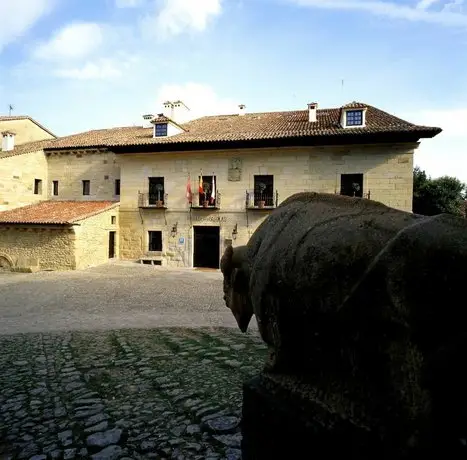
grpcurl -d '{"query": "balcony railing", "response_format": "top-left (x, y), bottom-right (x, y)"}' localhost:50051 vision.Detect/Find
top-left (138, 192), bottom-right (168, 208)
top-left (191, 191), bottom-right (222, 209)
top-left (246, 190), bottom-right (278, 209)
top-left (337, 190), bottom-right (371, 200)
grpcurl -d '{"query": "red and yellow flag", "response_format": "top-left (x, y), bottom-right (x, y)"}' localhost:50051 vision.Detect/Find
top-left (199, 171), bottom-right (203, 194)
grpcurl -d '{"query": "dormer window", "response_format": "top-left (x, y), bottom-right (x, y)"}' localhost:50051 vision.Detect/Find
top-left (341, 106), bottom-right (367, 128)
top-left (346, 110), bottom-right (363, 126)
top-left (154, 123), bottom-right (168, 137)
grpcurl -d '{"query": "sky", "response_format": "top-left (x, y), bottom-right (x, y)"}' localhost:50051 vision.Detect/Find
top-left (0, 0), bottom-right (466, 181)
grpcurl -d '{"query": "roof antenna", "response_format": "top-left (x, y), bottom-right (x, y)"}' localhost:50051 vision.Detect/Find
top-left (8, 104), bottom-right (14, 116)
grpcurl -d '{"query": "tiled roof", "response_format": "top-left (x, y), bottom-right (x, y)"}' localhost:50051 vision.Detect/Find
top-left (0, 115), bottom-right (57, 138)
top-left (0, 201), bottom-right (119, 225)
top-left (42, 102), bottom-right (441, 151)
top-left (0, 139), bottom-right (53, 160)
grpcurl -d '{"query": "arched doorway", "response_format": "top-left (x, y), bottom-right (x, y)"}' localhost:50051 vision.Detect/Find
top-left (0, 255), bottom-right (13, 271)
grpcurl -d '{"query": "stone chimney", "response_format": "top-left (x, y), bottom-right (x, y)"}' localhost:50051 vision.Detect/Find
top-left (142, 114), bottom-right (154, 128)
top-left (2, 131), bottom-right (15, 151)
top-left (238, 104), bottom-right (246, 116)
top-left (308, 103), bottom-right (318, 123)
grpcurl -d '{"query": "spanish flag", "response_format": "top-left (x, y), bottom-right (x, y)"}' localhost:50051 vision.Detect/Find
top-left (199, 171), bottom-right (203, 194)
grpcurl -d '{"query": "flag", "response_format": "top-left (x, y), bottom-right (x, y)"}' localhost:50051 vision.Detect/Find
top-left (186, 175), bottom-right (192, 204)
top-left (199, 171), bottom-right (203, 194)
top-left (210, 174), bottom-right (216, 204)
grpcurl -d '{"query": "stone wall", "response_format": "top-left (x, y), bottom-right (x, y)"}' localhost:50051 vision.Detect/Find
top-left (0, 226), bottom-right (76, 270)
top-left (0, 118), bottom-right (55, 146)
top-left (0, 150), bottom-right (49, 211)
top-left (117, 144), bottom-right (416, 265)
top-left (74, 206), bottom-right (119, 270)
top-left (46, 151), bottom-right (120, 201)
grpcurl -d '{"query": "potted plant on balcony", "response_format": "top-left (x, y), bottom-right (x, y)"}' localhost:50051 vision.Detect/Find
top-left (155, 183), bottom-right (164, 207)
top-left (257, 182), bottom-right (266, 208)
top-left (202, 182), bottom-right (211, 207)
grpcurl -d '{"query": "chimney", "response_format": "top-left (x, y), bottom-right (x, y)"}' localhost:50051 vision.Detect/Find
top-left (2, 131), bottom-right (15, 151)
top-left (163, 101), bottom-right (174, 119)
top-left (163, 100), bottom-right (190, 123)
top-left (238, 104), bottom-right (246, 116)
top-left (142, 114), bottom-right (154, 128)
top-left (308, 102), bottom-right (318, 122)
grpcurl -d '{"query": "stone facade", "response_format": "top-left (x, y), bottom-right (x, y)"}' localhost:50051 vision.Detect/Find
top-left (117, 143), bottom-right (416, 267)
top-left (0, 225), bottom-right (76, 271)
top-left (0, 150), bottom-right (49, 211)
top-left (74, 206), bottom-right (119, 269)
top-left (46, 150), bottom-right (120, 201)
top-left (0, 118), bottom-right (55, 146)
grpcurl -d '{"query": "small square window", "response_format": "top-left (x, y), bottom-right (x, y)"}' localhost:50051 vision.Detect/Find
top-left (115, 179), bottom-right (121, 196)
top-left (34, 179), bottom-right (42, 195)
top-left (346, 110), bottom-right (363, 126)
top-left (82, 180), bottom-right (90, 196)
top-left (52, 180), bottom-right (59, 196)
top-left (154, 123), bottom-right (168, 137)
top-left (111, 216), bottom-right (116, 225)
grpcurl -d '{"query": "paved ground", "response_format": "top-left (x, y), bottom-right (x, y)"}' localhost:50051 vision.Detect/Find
top-left (0, 262), bottom-right (240, 335)
top-left (0, 263), bottom-right (265, 460)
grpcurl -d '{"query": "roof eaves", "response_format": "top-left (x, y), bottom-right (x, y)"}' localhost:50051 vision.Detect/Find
top-left (70, 202), bottom-right (120, 223)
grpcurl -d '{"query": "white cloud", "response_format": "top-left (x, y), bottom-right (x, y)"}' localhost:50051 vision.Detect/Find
top-left (33, 23), bottom-right (104, 61)
top-left (115, 0), bottom-right (145, 7)
top-left (403, 107), bottom-right (467, 182)
top-left (0, 0), bottom-right (55, 52)
top-left (154, 83), bottom-right (238, 119)
top-left (141, 0), bottom-right (222, 39)
top-left (54, 59), bottom-right (124, 80)
top-left (416, 0), bottom-right (440, 10)
top-left (288, 0), bottom-right (467, 27)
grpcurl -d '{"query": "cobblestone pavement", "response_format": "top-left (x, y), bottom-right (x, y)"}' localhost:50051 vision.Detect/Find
top-left (0, 262), bottom-right (238, 335)
top-left (0, 328), bottom-right (267, 460)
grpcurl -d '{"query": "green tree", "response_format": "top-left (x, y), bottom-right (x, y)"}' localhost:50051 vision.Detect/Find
top-left (413, 166), bottom-right (466, 216)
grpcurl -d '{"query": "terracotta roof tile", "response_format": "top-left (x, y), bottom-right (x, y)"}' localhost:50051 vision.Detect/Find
top-left (0, 139), bottom-right (54, 159)
top-left (0, 201), bottom-right (119, 225)
top-left (42, 102), bottom-right (441, 151)
top-left (0, 115), bottom-right (57, 138)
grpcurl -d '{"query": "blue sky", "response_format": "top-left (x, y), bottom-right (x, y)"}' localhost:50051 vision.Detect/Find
top-left (0, 0), bottom-right (466, 181)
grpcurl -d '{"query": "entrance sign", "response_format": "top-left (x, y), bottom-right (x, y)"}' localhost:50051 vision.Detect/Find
top-left (193, 215), bottom-right (228, 223)
top-left (179, 237), bottom-right (185, 245)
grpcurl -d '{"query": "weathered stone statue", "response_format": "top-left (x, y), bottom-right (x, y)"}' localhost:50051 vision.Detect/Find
top-left (221, 192), bottom-right (467, 459)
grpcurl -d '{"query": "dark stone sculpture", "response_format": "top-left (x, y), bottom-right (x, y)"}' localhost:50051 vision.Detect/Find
top-left (221, 192), bottom-right (467, 459)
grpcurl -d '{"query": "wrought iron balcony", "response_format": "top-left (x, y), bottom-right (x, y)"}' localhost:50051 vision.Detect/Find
top-left (138, 192), bottom-right (168, 208)
top-left (191, 191), bottom-right (222, 210)
top-left (337, 190), bottom-right (371, 200)
top-left (246, 190), bottom-right (278, 210)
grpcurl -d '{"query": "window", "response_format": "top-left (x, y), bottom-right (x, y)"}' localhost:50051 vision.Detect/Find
top-left (148, 231), bottom-right (162, 252)
top-left (254, 175), bottom-right (274, 207)
top-left (82, 180), bottom-right (90, 196)
top-left (198, 176), bottom-right (216, 207)
top-left (345, 110), bottom-right (363, 126)
top-left (34, 179), bottom-right (42, 195)
top-left (340, 173), bottom-right (364, 198)
top-left (52, 180), bottom-right (59, 196)
top-left (115, 179), bottom-right (120, 196)
top-left (111, 216), bottom-right (116, 225)
top-left (154, 123), bottom-right (168, 137)
top-left (148, 177), bottom-right (165, 205)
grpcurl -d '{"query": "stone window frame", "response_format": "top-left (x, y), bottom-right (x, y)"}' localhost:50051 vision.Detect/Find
top-left (52, 180), bottom-right (59, 196)
top-left (34, 179), bottom-right (42, 195)
top-left (82, 180), bottom-right (91, 196)
top-left (148, 230), bottom-right (163, 252)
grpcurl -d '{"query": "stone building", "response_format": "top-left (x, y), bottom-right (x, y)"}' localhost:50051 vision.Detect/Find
top-left (18, 100), bottom-right (438, 270)
top-left (0, 201), bottom-right (119, 271)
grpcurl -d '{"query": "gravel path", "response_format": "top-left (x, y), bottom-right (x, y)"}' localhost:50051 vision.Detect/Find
top-left (0, 262), bottom-right (240, 335)
top-left (0, 328), bottom-right (267, 459)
